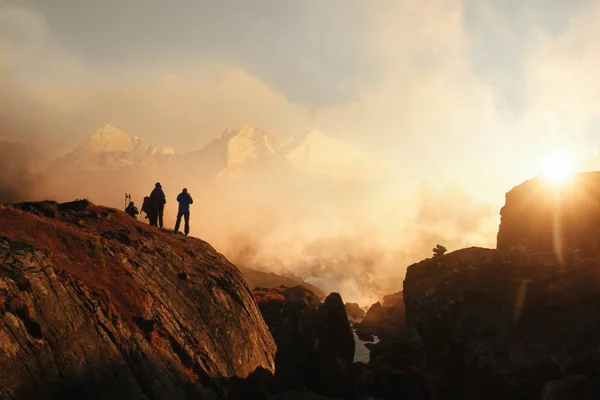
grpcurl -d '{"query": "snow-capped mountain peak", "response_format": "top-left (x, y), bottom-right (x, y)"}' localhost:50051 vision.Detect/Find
top-left (226, 126), bottom-right (277, 165)
top-left (83, 124), bottom-right (145, 153)
top-left (283, 129), bottom-right (389, 182)
top-left (60, 125), bottom-right (175, 171)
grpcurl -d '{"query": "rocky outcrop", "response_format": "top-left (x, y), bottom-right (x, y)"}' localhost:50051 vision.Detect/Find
top-left (404, 246), bottom-right (600, 399)
top-left (354, 293), bottom-right (407, 342)
top-left (253, 285), bottom-right (322, 337)
top-left (382, 291), bottom-right (404, 308)
top-left (541, 375), bottom-right (600, 400)
top-left (304, 293), bottom-right (355, 398)
top-left (253, 287), bottom-right (358, 398)
top-left (352, 292), bottom-right (427, 399)
top-left (497, 171), bottom-right (600, 255)
top-left (0, 200), bottom-right (276, 399)
top-left (344, 302), bottom-right (365, 322)
top-left (240, 268), bottom-right (326, 301)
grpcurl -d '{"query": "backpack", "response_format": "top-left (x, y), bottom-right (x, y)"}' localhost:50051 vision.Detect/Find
top-left (141, 196), bottom-right (152, 214)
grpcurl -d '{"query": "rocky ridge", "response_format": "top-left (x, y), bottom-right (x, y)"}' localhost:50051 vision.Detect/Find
top-left (0, 200), bottom-right (275, 399)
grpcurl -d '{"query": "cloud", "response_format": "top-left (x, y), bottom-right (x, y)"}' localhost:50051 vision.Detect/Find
top-left (2, 0), bottom-right (600, 304)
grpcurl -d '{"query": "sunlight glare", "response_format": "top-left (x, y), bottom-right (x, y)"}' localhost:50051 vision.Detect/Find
top-left (539, 152), bottom-right (574, 186)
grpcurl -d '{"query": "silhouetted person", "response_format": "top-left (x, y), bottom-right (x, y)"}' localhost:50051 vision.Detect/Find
top-left (150, 182), bottom-right (166, 228)
top-left (125, 201), bottom-right (139, 219)
top-left (174, 188), bottom-right (193, 236)
top-left (141, 196), bottom-right (157, 227)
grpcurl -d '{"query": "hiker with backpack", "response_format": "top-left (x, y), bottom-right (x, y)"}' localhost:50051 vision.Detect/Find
top-left (141, 196), bottom-right (157, 227)
top-left (149, 182), bottom-right (166, 229)
top-left (174, 188), bottom-right (193, 236)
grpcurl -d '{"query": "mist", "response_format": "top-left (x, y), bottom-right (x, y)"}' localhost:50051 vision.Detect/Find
top-left (2, 0), bottom-right (600, 304)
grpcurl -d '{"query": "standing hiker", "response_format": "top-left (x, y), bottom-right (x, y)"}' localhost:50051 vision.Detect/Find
top-left (149, 182), bottom-right (166, 229)
top-left (174, 188), bottom-right (193, 236)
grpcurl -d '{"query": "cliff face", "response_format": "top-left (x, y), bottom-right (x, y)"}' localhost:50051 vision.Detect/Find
top-left (403, 247), bottom-right (600, 399)
top-left (497, 171), bottom-right (600, 255)
top-left (0, 200), bottom-right (276, 399)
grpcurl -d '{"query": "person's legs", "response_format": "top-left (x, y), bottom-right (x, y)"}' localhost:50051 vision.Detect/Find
top-left (174, 211), bottom-right (183, 233)
top-left (158, 205), bottom-right (164, 228)
top-left (184, 211), bottom-right (190, 236)
top-left (149, 210), bottom-right (158, 227)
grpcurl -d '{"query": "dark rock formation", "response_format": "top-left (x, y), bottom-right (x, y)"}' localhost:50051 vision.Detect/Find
top-left (541, 375), bottom-right (600, 400)
top-left (344, 302), bottom-right (365, 322)
top-left (352, 292), bottom-right (427, 399)
top-left (0, 200), bottom-right (276, 399)
top-left (354, 294), bottom-right (407, 342)
top-left (253, 285), bottom-right (321, 337)
top-left (253, 287), bottom-right (357, 398)
top-left (403, 246), bottom-right (600, 399)
top-left (354, 302), bottom-right (384, 341)
top-left (497, 172), bottom-right (600, 256)
top-left (382, 291), bottom-right (404, 308)
top-left (304, 293), bottom-right (355, 398)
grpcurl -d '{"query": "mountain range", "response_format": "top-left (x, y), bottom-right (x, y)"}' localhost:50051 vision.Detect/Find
top-left (47, 123), bottom-right (389, 183)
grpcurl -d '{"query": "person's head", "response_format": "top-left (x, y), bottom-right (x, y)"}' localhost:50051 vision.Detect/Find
top-left (155, 182), bottom-right (162, 189)
top-left (182, 188), bottom-right (188, 193)
top-left (129, 201), bottom-right (134, 206)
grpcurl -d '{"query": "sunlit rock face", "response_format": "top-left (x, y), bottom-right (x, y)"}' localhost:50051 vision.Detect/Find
top-left (403, 247), bottom-right (600, 400)
top-left (0, 200), bottom-right (275, 399)
top-left (497, 171), bottom-right (600, 257)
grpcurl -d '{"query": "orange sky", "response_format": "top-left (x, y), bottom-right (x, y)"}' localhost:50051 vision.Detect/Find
top-left (2, 0), bottom-right (600, 304)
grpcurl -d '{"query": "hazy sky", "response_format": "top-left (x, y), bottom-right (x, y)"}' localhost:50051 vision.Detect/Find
top-left (2, 0), bottom-right (600, 204)
top-left (3, 0), bottom-right (600, 303)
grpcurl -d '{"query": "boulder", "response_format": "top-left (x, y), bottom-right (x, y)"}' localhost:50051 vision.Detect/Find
top-left (0, 200), bottom-right (276, 399)
top-left (304, 293), bottom-right (355, 398)
top-left (403, 246), bottom-right (600, 399)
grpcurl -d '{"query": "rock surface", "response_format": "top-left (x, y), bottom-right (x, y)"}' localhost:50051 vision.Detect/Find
top-left (0, 200), bottom-right (276, 399)
top-left (241, 268), bottom-right (326, 301)
top-left (497, 172), bottom-right (600, 255)
top-left (541, 375), bottom-right (600, 400)
top-left (344, 302), bottom-right (365, 322)
top-left (354, 292), bottom-right (427, 400)
top-left (253, 287), bottom-right (357, 398)
top-left (403, 246), bottom-right (600, 400)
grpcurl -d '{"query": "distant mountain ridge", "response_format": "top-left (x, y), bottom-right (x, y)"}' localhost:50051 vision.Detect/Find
top-left (57, 123), bottom-right (387, 182)
top-left (56, 124), bottom-right (175, 171)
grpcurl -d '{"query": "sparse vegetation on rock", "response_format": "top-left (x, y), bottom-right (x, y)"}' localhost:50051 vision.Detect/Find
top-left (0, 200), bottom-right (276, 399)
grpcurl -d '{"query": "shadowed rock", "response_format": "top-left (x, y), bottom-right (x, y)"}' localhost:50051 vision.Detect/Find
top-left (404, 246), bottom-right (600, 400)
top-left (253, 287), bottom-right (357, 398)
top-left (344, 302), bottom-right (365, 322)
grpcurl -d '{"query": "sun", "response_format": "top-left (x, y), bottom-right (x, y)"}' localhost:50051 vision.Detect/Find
top-left (539, 152), bottom-right (574, 185)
